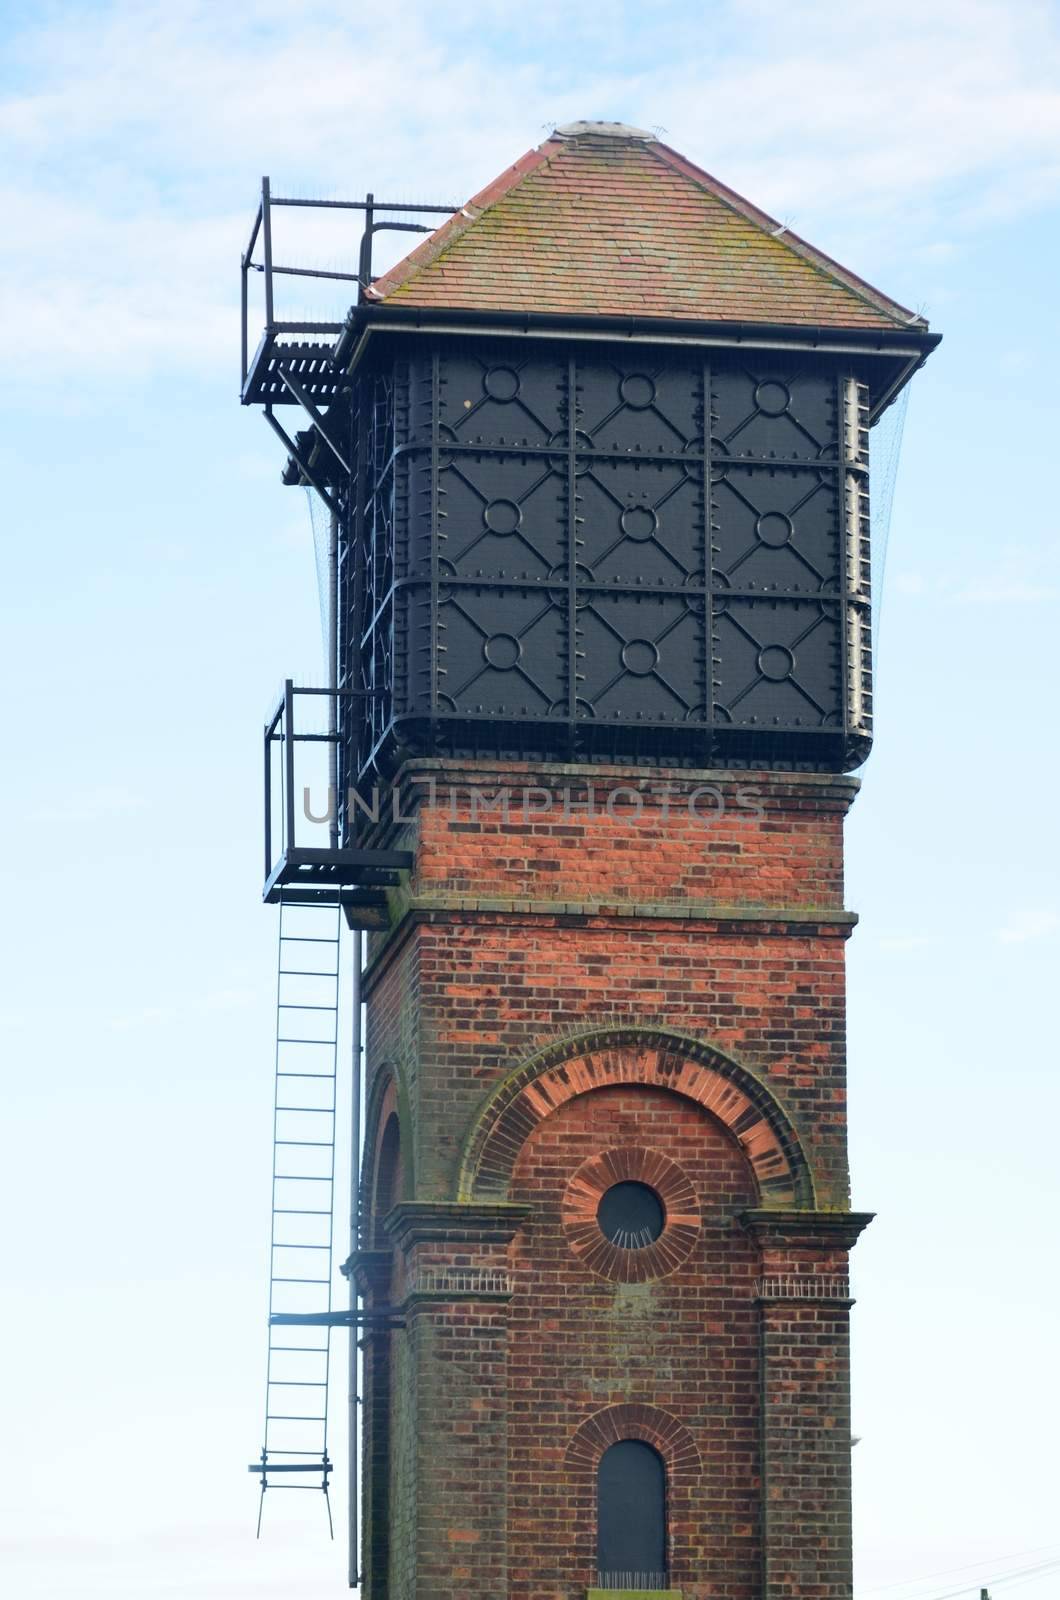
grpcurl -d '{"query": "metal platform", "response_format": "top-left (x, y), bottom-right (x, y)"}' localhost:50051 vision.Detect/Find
top-left (240, 176), bottom-right (457, 402)
top-left (264, 682), bottom-right (411, 929)
top-left (242, 330), bottom-right (344, 408)
top-left (263, 849), bottom-right (407, 929)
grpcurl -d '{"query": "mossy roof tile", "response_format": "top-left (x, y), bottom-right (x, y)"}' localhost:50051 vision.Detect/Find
top-left (370, 127), bottom-right (923, 331)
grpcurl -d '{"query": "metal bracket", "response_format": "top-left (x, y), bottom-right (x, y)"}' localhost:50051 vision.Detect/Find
top-left (277, 369), bottom-right (351, 474)
top-left (269, 1308), bottom-right (405, 1328)
top-left (262, 406), bottom-right (337, 513)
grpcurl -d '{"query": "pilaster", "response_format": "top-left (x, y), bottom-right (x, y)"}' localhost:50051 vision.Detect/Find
top-left (385, 1203), bottom-right (529, 1600)
top-left (743, 1210), bottom-right (874, 1598)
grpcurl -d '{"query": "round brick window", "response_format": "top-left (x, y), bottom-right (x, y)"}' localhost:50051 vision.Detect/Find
top-left (596, 1180), bottom-right (665, 1248)
top-left (562, 1147), bottom-right (700, 1282)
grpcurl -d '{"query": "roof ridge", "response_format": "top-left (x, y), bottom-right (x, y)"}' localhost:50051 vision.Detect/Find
top-left (646, 140), bottom-right (924, 329)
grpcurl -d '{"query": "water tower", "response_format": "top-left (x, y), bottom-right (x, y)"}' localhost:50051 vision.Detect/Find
top-left (242, 121), bottom-right (939, 1597)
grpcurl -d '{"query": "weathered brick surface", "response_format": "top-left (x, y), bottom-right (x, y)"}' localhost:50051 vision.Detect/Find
top-left (407, 767), bottom-right (852, 912)
top-left (508, 1084), bottom-right (760, 1598)
top-left (759, 1301), bottom-right (855, 1600)
top-left (358, 762), bottom-right (866, 1599)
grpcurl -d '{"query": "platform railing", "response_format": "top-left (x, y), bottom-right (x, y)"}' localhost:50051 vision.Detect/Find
top-left (263, 681), bottom-right (411, 909)
top-left (240, 177), bottom-right (458, 392)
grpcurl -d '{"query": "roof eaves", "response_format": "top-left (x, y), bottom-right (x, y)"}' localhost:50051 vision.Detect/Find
top-left (649, 140), bottom-right (928, 331)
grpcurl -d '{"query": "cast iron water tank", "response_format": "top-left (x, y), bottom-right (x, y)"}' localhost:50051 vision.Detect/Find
top-left (341, 336), bottom-right (875, 776)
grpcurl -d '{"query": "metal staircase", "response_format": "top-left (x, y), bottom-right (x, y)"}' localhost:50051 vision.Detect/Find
top-left (250, 894), bottom-right (341, 1535)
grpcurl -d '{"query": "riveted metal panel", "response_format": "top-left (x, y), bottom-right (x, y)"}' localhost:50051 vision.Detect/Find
top-left (338, 336), bottom-right (874, 788)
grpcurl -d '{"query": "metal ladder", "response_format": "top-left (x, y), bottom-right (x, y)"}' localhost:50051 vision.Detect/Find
top-left (251, 893), bottom-right (341, 1535)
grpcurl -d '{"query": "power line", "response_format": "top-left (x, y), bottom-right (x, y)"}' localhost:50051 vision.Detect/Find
top-left (862, 1543), bottom-right (1060, 1596)
top-left (918, 1554), bottom-right (1060, 1600)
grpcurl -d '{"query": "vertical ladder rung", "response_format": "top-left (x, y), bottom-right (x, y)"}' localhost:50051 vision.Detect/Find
top-left (257, 893), bottom-right (339, 1532)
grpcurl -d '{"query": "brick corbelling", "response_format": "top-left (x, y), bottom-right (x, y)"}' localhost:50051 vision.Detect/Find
top-left (391, 758), bottom-right (860, 797)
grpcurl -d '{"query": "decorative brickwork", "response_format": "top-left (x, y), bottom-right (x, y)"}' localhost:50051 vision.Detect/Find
top-left (357, 762), bottom-right (870, 1599)
top-left (561, 1146), bottom-right (700, 1282)
top-left (507, 1082), bottom-right (760, 1597)
top-left (462, 1031), bottom-right (811, 1208)
top-left (567, 1403), bottom-right (701, 1475)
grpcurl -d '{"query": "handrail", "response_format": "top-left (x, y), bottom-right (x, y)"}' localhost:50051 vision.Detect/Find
top-left (263, 682), bottom-right (388, 885)
top-left (240, 178), bottom-right (459, 390)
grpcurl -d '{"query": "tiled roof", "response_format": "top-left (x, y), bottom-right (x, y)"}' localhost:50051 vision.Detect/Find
top-left (369, 123), bottom-right (923, 331)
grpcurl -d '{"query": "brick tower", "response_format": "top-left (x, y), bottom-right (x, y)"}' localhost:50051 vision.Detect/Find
top-left (243, 120), bottom-right (939, 1599)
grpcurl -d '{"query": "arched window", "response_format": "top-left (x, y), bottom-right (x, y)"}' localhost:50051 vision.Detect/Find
top-left (372, 1112), bottom-right (401, 1245)
top-left (596, 1438), bottom-right (667, 1584)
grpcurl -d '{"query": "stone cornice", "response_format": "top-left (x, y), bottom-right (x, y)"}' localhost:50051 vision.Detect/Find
top-left (384, 1201), bottom-right (532, 1252)
top-left (398, 896), bottom-right (856, 926)
top-left (740, 1208), bottom-right (875, 1250)
top-left (341, 1247), bottom-right (392, 1297)
top-left (391, 756), bottom-right (861, 802)
top-left (363, 900), bottom-right (857, 992)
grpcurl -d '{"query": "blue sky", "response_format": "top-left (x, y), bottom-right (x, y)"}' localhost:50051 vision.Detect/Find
top-left (2, 2), bottom-right (1059, 1596)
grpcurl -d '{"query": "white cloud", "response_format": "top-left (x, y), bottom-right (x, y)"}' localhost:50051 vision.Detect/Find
top-left (2, 0), bottom-right (1060, 379)
top-left (998, 910), bottom-right (1060, 945)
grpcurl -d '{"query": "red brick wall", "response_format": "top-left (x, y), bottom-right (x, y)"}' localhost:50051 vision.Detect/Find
top-left (356, 762), bottom-right (865, 1600)
top-left (508, 1082), bottom-right (760, 1599)
top-left (411, 766), bottom-right (848, 911)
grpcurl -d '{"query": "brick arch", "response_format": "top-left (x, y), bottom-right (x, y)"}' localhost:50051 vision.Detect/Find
top-left (360, 1063), bottom-right (412, 1242)
top-left (458, 1026), bottom-right (814, 1207)
top-left (566, 1402), bottom-right (701, 1480)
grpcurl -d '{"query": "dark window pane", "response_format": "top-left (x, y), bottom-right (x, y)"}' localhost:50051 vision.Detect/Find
top-left (597, 1439), bottom-right (667, 1577)
top-left (596, 1181), bottom-right (665, 1248)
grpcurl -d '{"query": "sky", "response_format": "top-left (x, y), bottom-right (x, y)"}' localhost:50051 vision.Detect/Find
top-left (1, 1), bottom-right (1059, 1596)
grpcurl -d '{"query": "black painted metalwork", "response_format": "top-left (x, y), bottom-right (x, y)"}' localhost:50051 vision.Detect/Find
top-left (340, 338), bottom-right (875, 777)
top-left (240, 184), bottom-right (939, 825)
top-left (263, 682), bottom-right (412, 920)
top-left (240, 176), bottom-right (459, 403)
